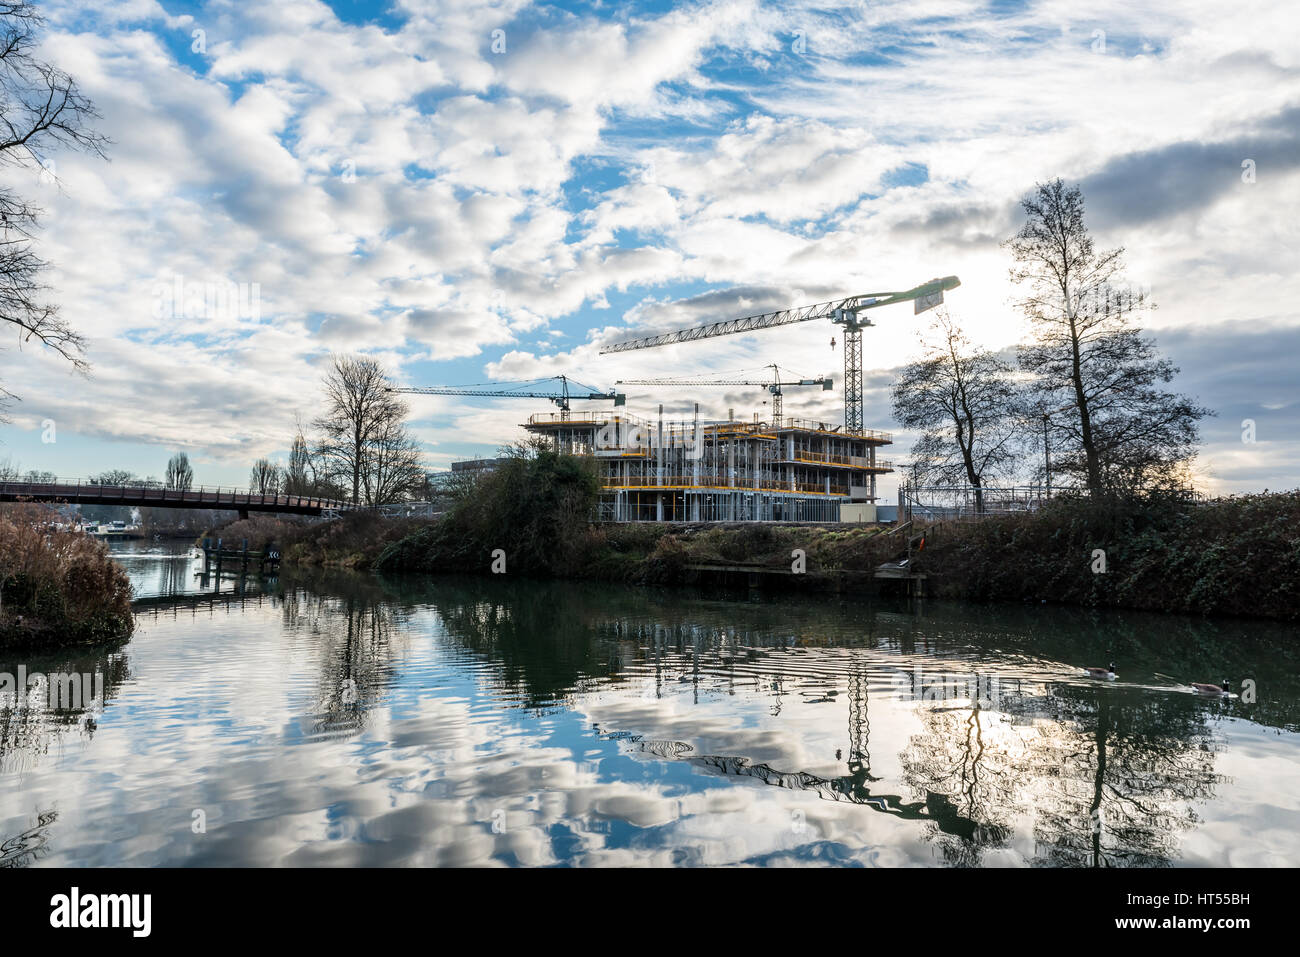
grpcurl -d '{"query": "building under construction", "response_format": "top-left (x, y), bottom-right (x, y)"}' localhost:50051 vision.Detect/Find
top-left (398, 278), bottom-right (961, 524)
top-left (524, 408), bottom-right (892, 523)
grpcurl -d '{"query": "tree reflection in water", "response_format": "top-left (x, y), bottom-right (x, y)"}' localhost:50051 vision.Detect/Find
top-left (1024, 691), bottom-right (1221, 867)
top-left (0, 649), bottom-right (130, 776)
top-left (0, 808), bottom-right (57, 868)
top-left (901, 705), bottom-right (1017, 865)
top-left (406, 576), bottom-right (1256, 866)
top-left (278, 569), bottom-right (411, 736)
top-left (2, 559), bottom-right (1288, 867)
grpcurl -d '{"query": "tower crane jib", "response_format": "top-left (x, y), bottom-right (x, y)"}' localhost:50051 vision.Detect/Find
top-left (602, 276), bottom-right (960, 435)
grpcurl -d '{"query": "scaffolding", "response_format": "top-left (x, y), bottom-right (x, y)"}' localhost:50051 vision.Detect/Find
top-left (525, 408), bottom-right (894, 523)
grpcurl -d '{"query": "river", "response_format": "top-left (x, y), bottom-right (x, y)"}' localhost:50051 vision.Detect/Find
top-left (2, 540), bottom-right (1298, 867)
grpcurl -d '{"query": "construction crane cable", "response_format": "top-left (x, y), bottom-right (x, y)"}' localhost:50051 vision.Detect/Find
top-left (390, 374), bottom-right (611, 396)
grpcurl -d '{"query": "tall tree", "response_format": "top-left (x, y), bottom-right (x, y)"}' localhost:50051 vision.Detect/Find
top-left (0, 2), bottom-right (108, 416)
top-left (164, 452), bottom-right (193, 490)
top-left (1006, 179), bottom-right (1210, 493)
top-left (892, 310), bottom-right (1024, 513)
top-left (284, 430), bottom-right (312, 496)
top-left (312, 354), bottom-right (423, 505)
top-left (361, 414), bottom-right (426, 505)
top-left (248, 458), bottom-right (281, 495)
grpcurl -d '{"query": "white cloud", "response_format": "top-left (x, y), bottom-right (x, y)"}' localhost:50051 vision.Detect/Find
top-left (0, 0), bottom-right (1294, 490)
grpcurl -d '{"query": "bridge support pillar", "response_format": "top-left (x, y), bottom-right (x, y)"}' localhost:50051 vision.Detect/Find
top-left (238, 508), bottom-right (249, 520)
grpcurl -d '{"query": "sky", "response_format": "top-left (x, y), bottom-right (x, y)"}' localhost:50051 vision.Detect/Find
top-left (0, 0), bottom-right (1296, 497)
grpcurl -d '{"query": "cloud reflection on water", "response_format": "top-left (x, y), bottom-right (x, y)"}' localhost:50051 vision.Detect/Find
top-left (1, 553), bottom-right (1298, 867)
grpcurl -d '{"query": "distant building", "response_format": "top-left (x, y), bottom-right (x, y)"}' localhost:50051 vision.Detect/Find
top-left (450, 458), bottom-right (506, 474)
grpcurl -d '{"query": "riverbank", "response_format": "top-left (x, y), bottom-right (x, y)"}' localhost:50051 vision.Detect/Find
top-left (0, 506), bottom-right (136, 651)
top-left (207, 490), bottom-right (1300, 622)
top-left (202, 511), bottom-right (419, 569)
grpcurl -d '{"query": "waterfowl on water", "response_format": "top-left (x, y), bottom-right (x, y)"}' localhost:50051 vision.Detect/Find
top-left (1083, 662), bottom-right (1117, 680)
top-left (1191, 680), bottom-right (1231, 696)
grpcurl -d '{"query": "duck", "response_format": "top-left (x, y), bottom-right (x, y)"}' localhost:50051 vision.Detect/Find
top-left (1191, 679), bottom-right (1231, 696)
top-left (1083, 662), bottom-right (1117, 680)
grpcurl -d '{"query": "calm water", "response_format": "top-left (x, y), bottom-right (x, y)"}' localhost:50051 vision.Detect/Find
top-left (2, 540), bottom-right (1299, 867)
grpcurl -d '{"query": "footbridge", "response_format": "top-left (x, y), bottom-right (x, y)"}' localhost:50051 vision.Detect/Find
top-left (0, 478), bottom-right (352, 517)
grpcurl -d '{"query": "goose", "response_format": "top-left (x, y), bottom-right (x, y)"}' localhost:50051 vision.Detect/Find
top-left (1083, 662), bottom-right (1117, 680)
top-left (1191, 679), bottom-right (1231, 696)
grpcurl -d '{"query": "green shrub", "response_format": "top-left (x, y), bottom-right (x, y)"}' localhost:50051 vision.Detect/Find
top-left (377, 443), bottom-right (601, 578)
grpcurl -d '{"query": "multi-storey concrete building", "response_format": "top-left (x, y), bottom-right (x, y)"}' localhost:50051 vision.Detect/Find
top-left (524, 408), bottom-right (892, 523)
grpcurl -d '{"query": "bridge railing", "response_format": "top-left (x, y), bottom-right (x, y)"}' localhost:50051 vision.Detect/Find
top-left (0, 478), bottom-right (354, 511)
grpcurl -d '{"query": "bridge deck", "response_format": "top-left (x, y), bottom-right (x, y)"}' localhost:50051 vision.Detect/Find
top-left (0, 480), bottom-right (350, 516)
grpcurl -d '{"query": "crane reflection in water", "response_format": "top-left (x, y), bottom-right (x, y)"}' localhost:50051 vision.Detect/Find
top-left (1, 558), bottom-right (1286, 867)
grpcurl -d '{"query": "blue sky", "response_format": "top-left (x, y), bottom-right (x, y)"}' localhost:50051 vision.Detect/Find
top-left (0, 0), bottom-right (1297, 494)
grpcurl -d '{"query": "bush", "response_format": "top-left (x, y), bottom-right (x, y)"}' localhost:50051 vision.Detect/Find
top-left (203, 512), bottom-right (418, 569)
top-left (914, 491), bottom-right (1300, 620)
top-left (0, 505), bottom-right (135, 649)
top-left (377, 443), bottom-right (600, 578)
top-left (202, 514), bottom-right (288, 552)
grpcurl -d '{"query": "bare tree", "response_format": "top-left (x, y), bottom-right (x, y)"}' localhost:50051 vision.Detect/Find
top-left (89, 469), bottom-right (134, 485)
top-left (892, 310), bottom-right (1024, 513)
top-left (361, 414), bottom-right (426, 505)
top-left (164, 452), bottom-right (193, 490)
top-left (1007, 180), bottom-right (1210, 493)
top-left (312, 354), bottom-right (424, 505)
top-left (284, 430), bottom-right (312, 496)
top-left (0, 2), bottom-right (109, 415)
top-left (249, 458), bottom-right (281, 495)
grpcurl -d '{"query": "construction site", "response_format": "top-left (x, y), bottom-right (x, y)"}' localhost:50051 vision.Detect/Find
top-left (524, 408), bottom-right (892, 523)
top-left (395, 276), bottom-right (960, 525)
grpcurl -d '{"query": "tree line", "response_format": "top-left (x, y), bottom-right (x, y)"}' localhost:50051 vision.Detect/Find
top-left (4, 353), bottom-right (430, 510)
top-left (892, 179), bottom-right (1211, 510)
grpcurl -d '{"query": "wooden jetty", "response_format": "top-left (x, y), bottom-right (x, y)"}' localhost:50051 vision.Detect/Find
top-left (682, 560), bottom-right (927, 596)
top-left (198, 538), bottom-right (281, 577)
top-left (871, 562), bottom-right (928, 597)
